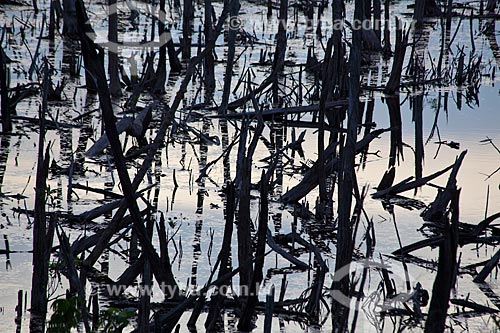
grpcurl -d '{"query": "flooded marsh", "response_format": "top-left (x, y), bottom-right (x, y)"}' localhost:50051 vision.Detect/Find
top-left (0, 0), bottom-right (500, 332)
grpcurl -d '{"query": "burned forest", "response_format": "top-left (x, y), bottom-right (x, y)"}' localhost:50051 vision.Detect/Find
top-left (0, 0), bottom-right (500, 331)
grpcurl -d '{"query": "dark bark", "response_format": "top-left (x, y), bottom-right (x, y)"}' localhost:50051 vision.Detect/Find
top-left (57, 227), bottom-right (91, 333)
top-left (372, 162), bottom-right (455, 198)
top-left (331, 0), bottom-right (346, 99)
top-left (29, 63), bottom-right (55, 333)
top-left (474, 248), bottom-right (500, 283)
top-left (281, 128), bottom-right (389, 203)
top-left (422, 151), bottom-right (467, 221)
top-left (138, 255), bottom-right (152, 331)
top-left (205, 183), bottom-right (235, 332)
top-left (384, 18), bottom-right (409, 95)
top-left (154, 0), bottom-right (168, 93)
top-left (166, 28), bottom-right (182, 73)
top-left (332, 0), bottom-right (363, 330)
top-left (108, 0), bottom-right (121, 97)
top-left (373, 0), bottom-right (381, 42)
top-left (236, 117), bottom-right (263, 295)
top-left (182, 0), bottom-right (193, 59)
top-left (486, 0), bottom-right (497, 12)
top-left (219, 0), bottom-right (240, 115)
top-left (414, 0), bottom-right (425, 25)
top-left (424, 189), bottom-right (459, 333)
top-left (77, 0), bottom-right (230, 280)
top-left (62, 0), bottom-right (78, 36)
top-left (75, 0), bottom-right (181, 299)
top-left (49, 0), bottom-right (56, 41)
top-left (382, 0), bottom-right (392, 57)
top-left (317, 37), bottom-right (335, 217)
top-left (238, 171), bottom-right (268, 331)
top-left (414, 0), bottom-right (441, 26)
top-left (386, 96), bottom-right (403, 167)
top-left (0, 46), bottom-right (12, 132)
top-left (273, 0), bottom-right (288, 72)
top-left (204, 0), bottom-right (215, 92)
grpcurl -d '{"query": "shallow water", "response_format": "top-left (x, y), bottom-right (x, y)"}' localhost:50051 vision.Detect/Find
top-left (0, 0), bottom-right (500, 331)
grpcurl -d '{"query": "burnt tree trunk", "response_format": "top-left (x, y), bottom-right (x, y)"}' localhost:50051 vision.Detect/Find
top-left (76, 0), bottom-right (182, 299)
top-left (373, 0), bottom-right (381, 42)
top-left (271, 0), bottom-right (288, 105)
top-left (205, 183), bottom-right (235, 331)
top-left (384, 18), bottom-right (409, 95)
top-left (424, 189), bottom-right (459, 333)
top-left (30, 63), bottom-right (55, 333)
top-left (236, 132), bottom-right (255, 296)
top-left (414, 0), bottom-right (441, 26)
top-left (49, 0), bottom-right (56, 41)
top-left (108, 0), bottom-right (121, 97)
top-left (273, 0), bottom-right (288, 72)
top-left (386, 96), bottom-right (403, 167)
top-left (382, 0), bottom-right (392, 57)
top-left (0, 46), bottom-right (12, 132)
top-left (204, 0), bottom-right (215, 92)
top-left (486, 0), bottom-right (497, 12)
top-left (414, 0), bottom-right (425, 25)
top-left (182, 0), bottom-right (193, 59)
top-left (219, 0), bottom-right (240, 114)
top-left (332, 0), bottom-right (363, 330)
top-left (155, 0), bottom-right (168, 93)
top-left (238, 171), bottom-right (268, 331)
top-left (166, 28), bottom-right (182, 73)
top-left (63, 0), bottom-right (78, 36)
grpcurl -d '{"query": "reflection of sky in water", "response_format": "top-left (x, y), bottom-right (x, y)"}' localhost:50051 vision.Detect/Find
top-left (0, 0), bottom-right (499, 331)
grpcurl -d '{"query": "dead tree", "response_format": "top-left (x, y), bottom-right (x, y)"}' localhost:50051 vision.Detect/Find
top-left (424, 189), bottom-right (459, 333)
top-left (182, 0), bottom-right (193, 59)
top-left (273, 0), bottom-right (288, 72)
top-left (238, 171), bottom-right (268, 331)
top-left (108, 0), bottom-right (121, 97)
top-left (154, 0), bottom-right (168, 93)
top-left (75, 0), bottom-right (182, 298)
top-left (422, 151), bottom-right (467, 221)
top-left (219, 0), bottom-right (240, 115)
top-left (74, 0), bottom-right (231, 283)
top-left (49, 0), bottom-right (56, 41)
top-left (359, 1), bottom-right (382, 51)
top-left (29, 62), bottom-right (55, 333)
top-left (383, 18), bottom-right (409, 95)
top-left (62, 0), bottom-right (78, 36)
top-left (414, 0), bottom-right (441, 26)
top-left (331, 0), bottom-right (346, 99)
top-left (166, 28), bottom-right (182, 73)
top-left (205, 183), bottom-right (235, 331)
top-left (332, 0), bottom-right (363, 330)
top-left (270, 0), bottom-right (288, 105)
top-left (486, 0), bottom-right (497, 12)
top-left (204, 0), bottom-right (215, 92)
top-left (414, 0), bottom-right (425, 25)
top-left (382, 0), bottom-right (392, 57)
top-left (373, 0), bottom-right (381, 42)
top-left (386, 96), bottom-right (403, 167)
top-left (0, 46), bottom-right (12, 132)
top-left (317, 37), bottom-right (335, 217)
top-left (281, 128), bottom-right (388, 203)
top-left (236, 114), bottom-right (263, 300)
